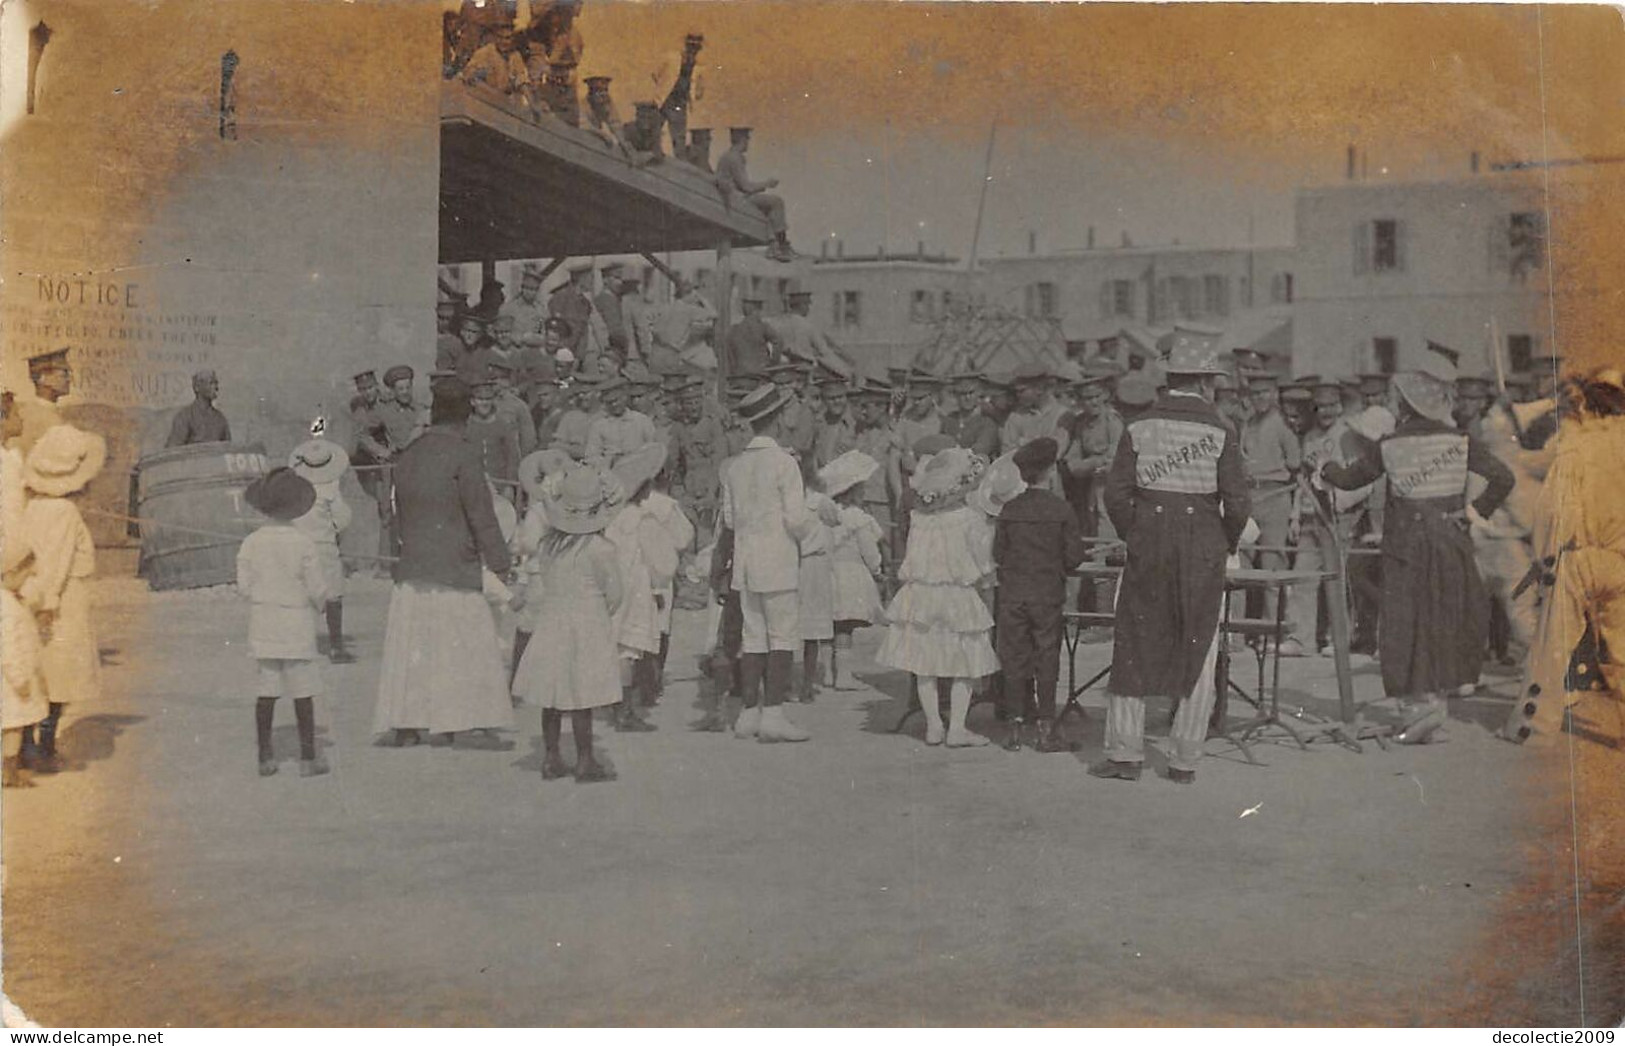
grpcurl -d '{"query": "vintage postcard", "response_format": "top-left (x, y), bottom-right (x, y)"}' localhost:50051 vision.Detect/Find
top-left (1, 0), bottom-right (1621, 1028)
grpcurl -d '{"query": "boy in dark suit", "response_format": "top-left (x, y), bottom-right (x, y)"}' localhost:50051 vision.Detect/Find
top-left (994, 438), bottom-right (1087, 752)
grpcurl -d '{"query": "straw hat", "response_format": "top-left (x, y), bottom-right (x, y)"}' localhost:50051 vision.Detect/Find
top-left (244, 466), bottom-right (317, 522)
top-left (736, 383), bottom-right (791, 424)
top-left (518, 448), bottom-right (573, 500)
top-left (610, 442), bottom-right (668, 498)
top-left (909, 446), bottom-right (986, 513)
top-left (967, 453), bottom-right (1027, 517)
top-left (1393, 371), bottom-right (1455, 425)
top-left (23, 424), bottom-right (107, 497)
top-left (817, 449), bottom-right (880, 498)
top-left (539, 462), bottom-right (626, 535)
top-left (288, 438), bottom-right (350, 485)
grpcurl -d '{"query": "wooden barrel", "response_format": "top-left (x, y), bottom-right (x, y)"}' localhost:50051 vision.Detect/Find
top-left (136, 441), bottom-right (270, 590)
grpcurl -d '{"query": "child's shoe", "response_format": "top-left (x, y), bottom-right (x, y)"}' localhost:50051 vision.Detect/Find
top-left (299, 756), bottom-right (330, 778)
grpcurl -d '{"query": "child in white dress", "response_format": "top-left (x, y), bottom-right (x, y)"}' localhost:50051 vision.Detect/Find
top-left (238, 467), bottom-right (336, 777)
top-left (604, 444), bottom-right (673, 732)
top-left (877, 447), bottom-right (998, 746)
top-left (511, 461), bottom-right (626, 782)
top-left (818, 450), bottom-right (885, 691)
top-left (289, 435), bottom-right (355, 663)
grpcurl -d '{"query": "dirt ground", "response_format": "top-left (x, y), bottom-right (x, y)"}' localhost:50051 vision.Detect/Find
top-left (3, 576), bottom-right (1621, 1027)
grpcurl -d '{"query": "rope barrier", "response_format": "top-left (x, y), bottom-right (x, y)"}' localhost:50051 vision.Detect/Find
top-left (81, 507), bottom-right (401, 564)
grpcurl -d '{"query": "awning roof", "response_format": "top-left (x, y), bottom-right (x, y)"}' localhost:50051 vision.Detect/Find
top-left (439, 84), bottom-right (774, 264)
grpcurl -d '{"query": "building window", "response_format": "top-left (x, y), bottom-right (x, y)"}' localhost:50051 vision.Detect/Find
top-left (834, 290), bottom-right (861, 329)
top-left (1355, 219), bottom-right (1406, 274)
top-left (1024, 281), bottom-right (1058, 319)
top-left (1373, 337), bottom-right (1398, 375)
top-left (1269, 273), bottom-right (1294, 304)
top-left (1505, 212), bottom-right (1545, 281)
top-left (1163, 276), bottom-right (1197, 320)
top-left (909, 289), bottom-right (937, 324)
top-left (1202, 274), bottom-right (1229, 317)
top-left (1507, 334), bottom-right (1536, 373)
top-left (1111, 280), bottom-right (1134, 317)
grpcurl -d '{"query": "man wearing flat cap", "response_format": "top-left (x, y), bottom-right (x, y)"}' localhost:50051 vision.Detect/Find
top-left (1094, 328), bottom-right (1250, 785)
top-left (584, 376), bottom-right (658, 470)
top-left (501, 264), bottom-right (549, 345)
top-left (940, 373), bottom-right (1002, 461)
top-left (165, 368), bottom-right (232, 447)
top-left (549, 262), bottom-right (597, 361)
top-left (671, 374), bottom-right (729, 532)
top-left (378, 365), bottom-right (424, 452)
top-left (813, 374), bottom-right (858, 471)
top-left (1001, 362), bottom-right (1071, 494)
top-left (766, 360), bottom-right (817, 463)
top-left (722, 294), bottom-right (783, 379)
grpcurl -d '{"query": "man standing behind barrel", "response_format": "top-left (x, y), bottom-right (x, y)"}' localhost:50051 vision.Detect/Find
top-left (1093, 329), bottom-right (1249, 785)
top-left (166, 369), bottom-right (232, 447)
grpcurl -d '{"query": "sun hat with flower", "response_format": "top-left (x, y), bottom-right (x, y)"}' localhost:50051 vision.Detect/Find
top-left (817, 449), bottom-right (880, 499)
top-left (967, 453), bottom-right (1027, 517)
top-left (909, 446), bottom-right (987, 513)
top-left (539, 461), bottom-right (626, 535)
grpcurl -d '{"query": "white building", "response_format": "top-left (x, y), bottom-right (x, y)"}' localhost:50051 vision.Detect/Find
top-left (1290, 161), bottom-right (1597, 379)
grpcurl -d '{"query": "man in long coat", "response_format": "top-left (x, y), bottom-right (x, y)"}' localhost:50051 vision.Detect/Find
top-left (1093, 330), bottom-right (1250, 784)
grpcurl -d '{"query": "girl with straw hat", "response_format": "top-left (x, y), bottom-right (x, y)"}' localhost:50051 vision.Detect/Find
top-left (17, 424), bottom-right (107, 774)
top-left (605, 442), bottom-right (674, 730)
top-left (818, 449), bottom-right (886, 691)
top-left (511, 460), bottom-right (627, 782)
top-left (289, 430), bottom-right (355, 663)
top-left (876, 446), bottom-right (999, 747)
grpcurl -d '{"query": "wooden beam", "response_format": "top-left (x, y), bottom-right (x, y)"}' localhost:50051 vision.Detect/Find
top-left (714, 240), bottom-right (733, 383)
top-left (639, 252), bottom-right (681, 287)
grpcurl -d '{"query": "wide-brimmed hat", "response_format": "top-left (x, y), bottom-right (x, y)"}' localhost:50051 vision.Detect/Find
top-left (817, 449), bottom-right (880, 498)
top-left (610, 442), bottom-right (668, 497)
top-left (540, 462), bottom-right (626, 535)
top-left (912, 433), bottom-right (956, 459)
top-left (288, 438), bottom-right (350, 485)
top-left (23, 424), bottom-right (107, 497)
top-left (737, 383), bottom-right (791, 423)
top-left (1393, 371), bottom-right (1455, 425)
top-left (968, 453), bottom-right (1027, 517)
top-left (518, 447), bottom-right (574, 500)
top-left (244, 466), bottom-right (316, 522)
top-left (1162, 324), bottom-right (1228, 376)
top-left (910, 446), bottom-right (986, 512)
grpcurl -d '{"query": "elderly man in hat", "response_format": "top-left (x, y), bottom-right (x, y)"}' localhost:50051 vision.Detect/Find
top-left (722, 294), bottom-right (783, 379)
top-left (165, 368), bottom-right (232, 447)
top-left (721, 382), bottom-right (819, 742)
top-left (583, 375), bottom-right (658, 470)
top-left (1320, 348), bottom-right (1514, 744)
top-left (1239, 369), bottom-right (1305, 650)
top-left (714, 127), bottom-right (797, 262)
top-left (1000, 363), bottom-right (1071, 493)
top-left (1092, 329), bottom-right (1251, 784)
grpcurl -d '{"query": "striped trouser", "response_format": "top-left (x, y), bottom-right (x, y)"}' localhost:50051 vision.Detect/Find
top-left (1104, 626), bottom-right (1221, 772)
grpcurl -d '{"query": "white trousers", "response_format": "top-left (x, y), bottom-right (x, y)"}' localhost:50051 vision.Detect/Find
top-left (741, 588), bottom-right (800, 653)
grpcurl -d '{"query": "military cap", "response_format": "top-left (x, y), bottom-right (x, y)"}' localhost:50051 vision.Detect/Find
top-left (583, 75), bottom-right (613, 89)
top-left (1243, 370), bottom-right (1280, 389)
top-left (947, 371), bottom-right (984, 390)
top-left (729, 126), bottom-right (753, 141)
top-left (1311, 381), bottom-right (1344, 406)
top-left (1232, 349), bottom-right (1268, 372)
top-left (600, 261), bottom-right (625, 276)
top-left (1456, 375), bottom-right (1495, 398)
top-left (1358, 372), bottom-right (1391, 395)
top-left (544, 316), bottom-right (573, 337)
top-left (1281, 384), bottom-right (1314, 404)
top-left (382, 365), bottom-right (415, 386)
top-left (352, 369), bottom-right (379, 385)
top-left (741, 293), bottom-right (765, 305)
top-left (26, 346), bottom-right (69, 369)
top-left (1011, 361), bottom-right (1053, 385)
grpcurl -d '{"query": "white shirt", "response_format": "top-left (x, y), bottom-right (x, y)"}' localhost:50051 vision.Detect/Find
top-left (721, 435), bottom-right (815, 593)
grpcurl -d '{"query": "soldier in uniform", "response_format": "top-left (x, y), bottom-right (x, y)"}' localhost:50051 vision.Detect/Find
top-left (487, 358), bottom-right (537, 457)
top-left (466, 378), bottom-right (523, 492)
top-left (549, 262), bottom-right (597, 364)
top-left (772, 284), bottom-right (849, 377)
top-left (502, 263), bottom-right (550, 345)
top-left (1288, 380), bottom-right (1367, 655)
top-left (813, 374), bottom-right (858, 470)
top-left (1240, 370), bottom-right (1304, 650)
top-left (595, 262), bottom-right (629, 360)
top-left (378, 365), bottom-right (424, 451)
top-left (851, 378), bottom-right (908, 569)
top-left (583, 376), bottom-right (658, 469)
top-left (713, 127), bottom-right (797, 262)
top-left (671, 374), bottom-right (728, 534)
top-left (1000, 363), bottom-right (1070, 491)
top-left (1091, 332), bottom-right (1251, 784)
top-left (550, 371), bottom-right (602, 461)
top-left (895, 371), bottom-right (945, 453)
top-left (766, 360), bottom-right (817, 463)
top-left (1060, 370), bottom-right (1124, 614)
top-left (942, 373), bottom-right (1002, 460)
top-left (721, 295), bottom-right (782, 379)
top-left (349, 370), bottom-right (394, 567)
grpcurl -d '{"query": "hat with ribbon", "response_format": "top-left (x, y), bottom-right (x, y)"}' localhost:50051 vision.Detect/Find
top-left (243, 466), bottom-right (316, 522)
top-left (967, 452), bottom-right (1027, 517)
top-left (518, 447), bottom-right (574, 501)
top-left (817, 449), bottom-right (880, 499)
top-left (288, 438), bottom-right (350, 485)
top-left (737, 383), bottom-right (791, 423)
top-left (539, 462), bottom-right (627, 535)
top-left (909, 445), bottom-right (986, 513)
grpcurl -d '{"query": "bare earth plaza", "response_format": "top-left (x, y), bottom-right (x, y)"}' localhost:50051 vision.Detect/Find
top-left (1, 0), bottom-right (1623, 1029)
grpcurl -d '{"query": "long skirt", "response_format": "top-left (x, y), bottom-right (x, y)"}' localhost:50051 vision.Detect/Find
top-left (41, 576), bottom-right (102, 705)
top-left (373, 581), bottom-right (515, 734)
top-left (799, 552), bottom-right (835, 641)
top-left (513, 595), bottom-right (621, 711)
top-left (1378, 504), bottom-right (1489, 697)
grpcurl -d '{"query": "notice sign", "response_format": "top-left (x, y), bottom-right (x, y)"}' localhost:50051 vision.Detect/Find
top-left (3, 274), bottom-right (220, 408)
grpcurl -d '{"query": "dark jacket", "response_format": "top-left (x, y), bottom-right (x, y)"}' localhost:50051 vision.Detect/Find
top-left (391, 426), bottom-right (511, 591)
top-left (994, 488), bottom-right (1086, 605)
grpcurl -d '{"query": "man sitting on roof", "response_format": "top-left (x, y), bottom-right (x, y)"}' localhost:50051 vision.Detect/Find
top-left (714, 127), bottom-right (798, 263)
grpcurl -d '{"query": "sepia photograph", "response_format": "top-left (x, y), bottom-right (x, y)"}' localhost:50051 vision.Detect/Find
top-left (1, 0), bottom-right (1622, 1028)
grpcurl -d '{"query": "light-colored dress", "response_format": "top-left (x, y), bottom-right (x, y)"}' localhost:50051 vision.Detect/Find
top-left (512, 536), bottom-right (625, 710)
top-left (641, 491), bottom-right (695, 635)
top-left (3, 586), bottom-right (48, 730)
top-left (829, 503), bottom-right (884, 625)
top-left (19, 497), bottom-right (101, 705)
top-left (877, 504), bottom-right (999, 679)
top-left (292, 481), bottom-right (351, 597)
top-left (606, 503), bottom-right (669, 658)
top-left (798, 491), bottom-right (836, 641)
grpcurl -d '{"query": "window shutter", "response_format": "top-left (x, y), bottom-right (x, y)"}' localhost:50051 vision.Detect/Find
top-left (1394, 219), bottom-right (1408, 272)
top-left (1353, 221), bottom-right (1370, 275)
